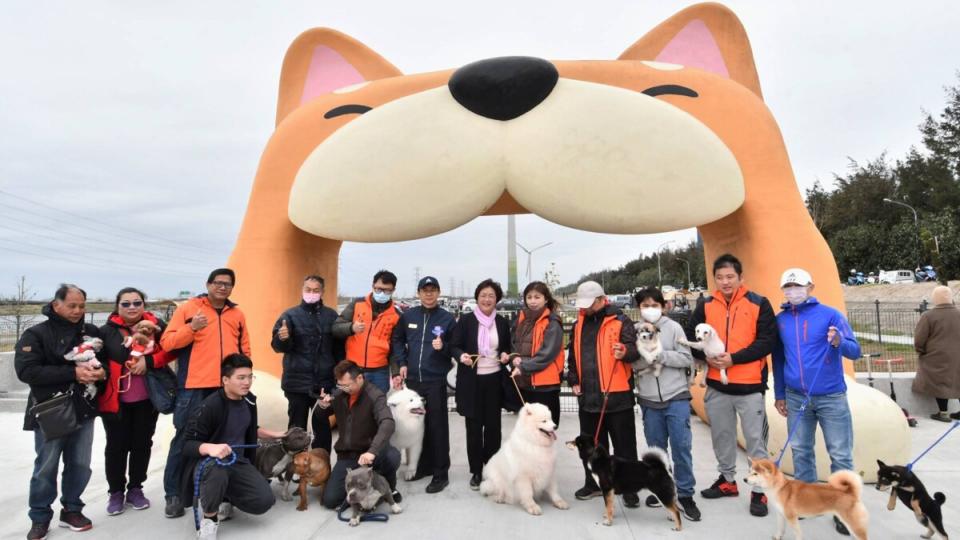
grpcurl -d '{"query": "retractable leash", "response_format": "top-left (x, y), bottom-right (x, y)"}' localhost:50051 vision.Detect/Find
top-left (193, 443), bottom-right (261, 530)
top-left (906, 420), bottom-right (960, 471)
top-left (773, 346), bottom-right (838, 467)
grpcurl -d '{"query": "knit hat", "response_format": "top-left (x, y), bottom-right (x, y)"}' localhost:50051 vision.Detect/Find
top-left (931, 285), bottom-right (954, 306)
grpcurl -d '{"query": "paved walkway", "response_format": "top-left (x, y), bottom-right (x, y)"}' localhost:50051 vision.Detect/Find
top-left (0, 409), bottom-right (957, 540)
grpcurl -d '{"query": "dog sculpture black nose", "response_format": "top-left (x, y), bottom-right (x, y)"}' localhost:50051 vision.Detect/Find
top-left (448, 56), bottom-right (558, 121)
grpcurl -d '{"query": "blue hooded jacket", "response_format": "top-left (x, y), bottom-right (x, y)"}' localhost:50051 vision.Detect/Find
top-left (773, 297), bottom-right (861, 400)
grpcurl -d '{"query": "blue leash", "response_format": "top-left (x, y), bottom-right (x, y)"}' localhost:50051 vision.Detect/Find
top-left (773, 346), bottom-right (838, 467)
top-left (906, 420), bottom-right (960, 471)
top-left (193, 443), bottom-right (261, 530)
top-left (336, 501), bottom-right (390, 524)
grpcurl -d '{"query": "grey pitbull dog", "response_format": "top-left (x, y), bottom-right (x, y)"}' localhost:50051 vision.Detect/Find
top-left (254, 427), bottom-right (313, 501)
top-left (345, 466), bottom-right (402, 526)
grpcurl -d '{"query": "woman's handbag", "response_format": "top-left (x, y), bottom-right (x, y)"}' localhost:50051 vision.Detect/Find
top-left (30, 389), bottom-right (81, 441)
top-left (146, 366), bottom-right (178, 414)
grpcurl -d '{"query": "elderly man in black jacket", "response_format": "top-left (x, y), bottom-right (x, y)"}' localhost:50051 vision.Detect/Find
top-left (15, 284), bottom-right (107, 540)
top-left (318, 360), bottom-right (401, 509)
top-left (270, 275), bottom-right (338, 452)
top-left (181, 353), bottom-right (284, 539)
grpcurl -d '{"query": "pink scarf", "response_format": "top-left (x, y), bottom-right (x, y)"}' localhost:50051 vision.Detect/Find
top-left (474, 308), bottom-right (496, 358)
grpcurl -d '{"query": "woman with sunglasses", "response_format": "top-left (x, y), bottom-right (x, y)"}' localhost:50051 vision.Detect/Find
top-left (97, 287), bottom-right (174, 516)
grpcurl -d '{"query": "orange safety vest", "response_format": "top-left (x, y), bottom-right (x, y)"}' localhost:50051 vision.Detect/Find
top-left (702, 286), bottom-right (766, 385)
top-left (573, 311), bottom-right (631, 393)
top-left (516, 309), bottom-right (564, 387)
top-left (344, 295), bottom-right (400, 370)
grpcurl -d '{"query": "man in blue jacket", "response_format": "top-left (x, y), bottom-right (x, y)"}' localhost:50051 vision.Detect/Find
top-left (772, 268), bottom-right (861, 536)
top-left (391, 276), bottom-right (456, 493)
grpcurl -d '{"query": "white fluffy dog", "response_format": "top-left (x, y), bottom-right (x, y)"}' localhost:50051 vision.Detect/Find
top-left (480, 403), bottom-right (569, 515)
top-left (387, 387), bottom-right (426, 481)
top-left (633, 322), bottom-right (664, 377)
top-left (678, 323), bottom-right (727, 386)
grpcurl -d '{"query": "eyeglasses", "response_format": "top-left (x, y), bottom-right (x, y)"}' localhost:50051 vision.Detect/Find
top-left (373, 287), bottom-right (394, 294)
top-left (119, 301), bottom-right (144, 308)
top-left (233, 374), bottom-right (256, 382)
top-left (210, 281), bottom-right (234, 289)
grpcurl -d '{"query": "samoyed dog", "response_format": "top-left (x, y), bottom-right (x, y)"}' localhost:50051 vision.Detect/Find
top-left (480, 402), bottom-right (569, 515)
top-left (387, 387), bottom-right (426, 481)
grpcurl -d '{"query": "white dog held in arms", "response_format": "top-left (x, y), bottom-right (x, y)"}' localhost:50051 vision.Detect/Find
top-left (387, 387), bottom-right (426, 481)
top-left (480, 402), bottom-right (569, 515)
top-left (678, 323), bottom-right (728, 385)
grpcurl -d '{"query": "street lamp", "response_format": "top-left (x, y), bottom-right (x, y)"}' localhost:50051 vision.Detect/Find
top-left (676, 257), bottom-right (692, 290)
top-left (516, 241), bottom-right (553, 285)
top-left (656, 240), bottom-right (676, 286)
top-left (882, 197), bottom-right (921, 269)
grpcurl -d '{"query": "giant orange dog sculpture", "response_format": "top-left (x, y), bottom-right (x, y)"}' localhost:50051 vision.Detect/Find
top-left (228, 3), bottom-right (908, 480)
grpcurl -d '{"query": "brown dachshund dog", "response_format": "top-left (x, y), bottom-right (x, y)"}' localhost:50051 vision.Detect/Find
top-left (293, 448), bottom-right (331, 511)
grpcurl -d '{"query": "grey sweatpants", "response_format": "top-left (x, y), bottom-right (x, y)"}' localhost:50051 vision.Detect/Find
top-left (704, 387), bottom-right (768, 493)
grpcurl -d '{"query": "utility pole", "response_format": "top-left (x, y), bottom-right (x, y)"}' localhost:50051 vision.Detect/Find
top-left (414, 266), bottom-right (422, 293)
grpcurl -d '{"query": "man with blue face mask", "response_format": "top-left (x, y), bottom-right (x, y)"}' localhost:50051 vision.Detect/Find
top-left (772, 268), bottom-right (861, 537)
top-left (333, 270), bottom-right (402, 393)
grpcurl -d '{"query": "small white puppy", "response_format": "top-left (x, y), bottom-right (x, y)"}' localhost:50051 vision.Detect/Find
top-left (632, 322), bottom-right (664, 377)
top-left (678, 323), bottom-right (727, 386)
top-left (480, 403), bottom-right (569, 515)
top-left (387, 387), bottom-right (426, 481)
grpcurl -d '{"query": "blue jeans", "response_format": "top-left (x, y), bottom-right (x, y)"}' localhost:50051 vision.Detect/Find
top-left (29, 419), bottom-right (95, 523)
top-left (163, 388), bottom-right (215, 499)
top-left (641, 400), bottom-right (695, 498)
top-left (785, 389), bottom-right (854, 483)
top-left (363, 368), bottom-right (390, 394)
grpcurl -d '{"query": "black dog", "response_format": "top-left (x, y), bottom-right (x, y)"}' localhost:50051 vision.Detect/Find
top-left (254, 427), bottom-right (313, 502)
top-left (567, 435), bottom-right (681, 529)
top-left (876, 460), bottom-right (948, 539)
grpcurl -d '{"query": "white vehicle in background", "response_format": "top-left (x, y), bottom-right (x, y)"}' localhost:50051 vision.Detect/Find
top-left (878, 269), bottom-right (915, 284)
top-left (461, 298), bottom-right (477, 313)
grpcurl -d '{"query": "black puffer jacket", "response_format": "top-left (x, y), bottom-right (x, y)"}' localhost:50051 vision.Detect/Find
top-left (270, 300), bottom-right (338, 395)
top-left (14, 303), bottom-right (107, 430)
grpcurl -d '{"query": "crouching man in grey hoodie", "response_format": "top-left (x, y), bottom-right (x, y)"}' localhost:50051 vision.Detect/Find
top-left (632, 287), bottom-right (701, 522)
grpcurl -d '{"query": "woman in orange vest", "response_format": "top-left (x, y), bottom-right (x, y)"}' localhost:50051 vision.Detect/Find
top-left (510, 281), bottom-right (565, 427)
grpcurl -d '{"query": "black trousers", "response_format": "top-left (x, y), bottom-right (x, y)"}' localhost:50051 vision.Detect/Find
top-left (197, 461), bottom-right (275, 515)
top-left (285, 391), bottom-right (332, 452)
top-left (465, 373), bottom-right (503, 475)
top-left (322, 446), bottom-right (401, 509)
top-left (102, 399), bottom-right (159, 494)
top-left (578, 407), bottom-right (638, 491)
top-left (406, 379), bottom-right (450, 479)
top-left (521, 388), bottom-right (561, 428)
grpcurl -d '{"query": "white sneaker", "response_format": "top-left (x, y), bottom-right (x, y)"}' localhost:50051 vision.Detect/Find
top-left (217, 502), bottom-right (233, 521)
top-left (197, 518), bottom-right (218, 540)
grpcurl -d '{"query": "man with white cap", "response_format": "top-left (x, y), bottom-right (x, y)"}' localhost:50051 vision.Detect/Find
top-left (566, 280), bottom-right (641, 506)
top-left (772, 267), bottom-right (861, 536)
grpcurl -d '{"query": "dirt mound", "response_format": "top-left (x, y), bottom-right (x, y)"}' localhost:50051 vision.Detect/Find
top-left (843, 281), bottom-right (960, 304)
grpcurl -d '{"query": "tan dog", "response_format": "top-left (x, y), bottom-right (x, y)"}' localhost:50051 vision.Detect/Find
top-left (745, 458), bottom-right (869, 539)
top-left (292, 448), bottom-right (331, 511)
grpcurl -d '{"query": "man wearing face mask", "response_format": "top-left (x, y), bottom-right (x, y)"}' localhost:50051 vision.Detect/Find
top-left (271, 275), bottom-right (338, 452)
top-left (772, 268), bottom-right (860, 536)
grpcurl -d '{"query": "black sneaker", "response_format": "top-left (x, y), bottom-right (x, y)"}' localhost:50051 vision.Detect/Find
top-left (678, 497), bottom-right (701, 521)
top-left (164, 496), bottom-right (184, 518)
top-left (749, 492), bottom-right (768, 517)
top-left (834, 516), bottom-right (850, 536)
top-left (426, 477), bottom-right (449, 494)
top-left (391, 490), bottom-right (403, 503)
top-left (26, 521), bottom-right (49, 540)
top-left (574, 485), bottom-right (602, 500)
top-left (469, 474), bottom-right (481, 491)
top-left (622, 492), bottom-right (640, 508)
top-left (58, 510), bottom-right (92, 532)
top-left (700, 474), bottom-right (739, 499)
top-left (645, 494), bottom-right (662, 508)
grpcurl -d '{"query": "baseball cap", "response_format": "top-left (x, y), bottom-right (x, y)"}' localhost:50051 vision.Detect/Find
top-left (418, 276), bottom-right (440, 290)
top-left (780, 268), bottom-right (813, 288)
top-left (575, 281), bottom-right (605, 309)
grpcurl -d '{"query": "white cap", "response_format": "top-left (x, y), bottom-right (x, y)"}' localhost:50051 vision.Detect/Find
top-left (575, 281), bottom-right (605, 309)
top-left (780, 268), bottom-right (813, 288)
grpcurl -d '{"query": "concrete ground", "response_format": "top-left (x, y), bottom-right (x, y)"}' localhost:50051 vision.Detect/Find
top-left (0, 409), bottom-right (957, 540)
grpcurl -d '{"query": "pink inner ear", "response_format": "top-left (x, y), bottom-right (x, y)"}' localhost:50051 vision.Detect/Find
top-left (654, 19), bottom-right (729, 78)
top-left (300, 45), bottom-right (366, 104)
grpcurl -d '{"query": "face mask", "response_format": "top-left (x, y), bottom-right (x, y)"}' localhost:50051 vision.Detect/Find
top-left (784, 287), bottom-right (809, 305)
top-left (302, 292), bottom-right (321, 304)
top-left (640, 307), bottom-right (662, 323)
top-left (372, 291), bottom-right (391, 304)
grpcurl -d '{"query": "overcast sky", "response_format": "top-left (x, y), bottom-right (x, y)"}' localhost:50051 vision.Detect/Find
top-left (2, 1), bottom-right (958, 301)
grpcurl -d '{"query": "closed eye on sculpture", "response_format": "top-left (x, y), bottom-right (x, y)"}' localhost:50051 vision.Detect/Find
top-left (324, 104), bottom-right (372, 119)
top-left (642, 85), bottom-right (698, 98)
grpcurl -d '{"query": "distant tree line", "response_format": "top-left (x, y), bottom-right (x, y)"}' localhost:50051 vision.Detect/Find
top-left (557, 241), bottom-right (706, 295)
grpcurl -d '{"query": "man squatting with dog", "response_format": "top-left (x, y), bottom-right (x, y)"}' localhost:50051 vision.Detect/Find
top-left (772, 267), bottom-right (862, 536)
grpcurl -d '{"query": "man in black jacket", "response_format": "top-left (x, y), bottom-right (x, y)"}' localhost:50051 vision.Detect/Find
top-left (318, 360), bottom-right (401, 509)
top-left (270, 275), bottom-right (338, 452)
top-left (390, 276), bottom-right (456, 493)
top-left (181, 354), bottom-right (284, 539)
top-left (15, 284), bottom-right (107, 540)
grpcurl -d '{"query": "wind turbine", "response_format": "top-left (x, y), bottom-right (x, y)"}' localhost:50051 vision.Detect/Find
top-left (516, 241), bottom-right (553, 285)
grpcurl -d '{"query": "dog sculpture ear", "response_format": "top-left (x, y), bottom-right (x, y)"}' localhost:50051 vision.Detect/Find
top-left (276, 28), bottom-right (402, 125)
top-left (619, 3), bottom-right (762, 98)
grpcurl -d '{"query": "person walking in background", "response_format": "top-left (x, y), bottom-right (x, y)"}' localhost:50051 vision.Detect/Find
top-left (333, 270), bottom-right (401, 393)
top-left (912, 285), bottom-right (960, 421)
top-left (510, 281), bottom-right (565, 427)
top-left (450, 279), bottom-right (512, 490)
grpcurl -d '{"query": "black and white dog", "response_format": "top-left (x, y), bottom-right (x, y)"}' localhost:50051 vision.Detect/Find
top-left (876, 460), bottom-right (948, 539)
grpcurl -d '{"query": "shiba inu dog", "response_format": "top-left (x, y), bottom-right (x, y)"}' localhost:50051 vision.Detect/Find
top-left (875, 460), bottom-right (948, 539)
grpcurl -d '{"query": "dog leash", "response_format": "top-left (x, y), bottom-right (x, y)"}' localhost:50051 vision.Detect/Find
top-left (773, 347), bottom-right (836, 467)
top-left (593, 351), bottom-right (625, 446)
top-left (906, 420), bottom-right (960, 471)
top-left (192, 443), bottom-right (261, 530)
top-left (336, 501), bottom-right (390, 523)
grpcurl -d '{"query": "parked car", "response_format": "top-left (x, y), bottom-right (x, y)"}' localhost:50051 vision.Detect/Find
top-left (607, 294), bottom-right (633, 309)
top-left (878, 269), bottom-right (915, 284)
top-left (915, 265), bottom-right (937, 282)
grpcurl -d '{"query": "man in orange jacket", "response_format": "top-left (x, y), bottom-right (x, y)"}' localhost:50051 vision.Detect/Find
top-left (332, 270), bottom-right (401, 393)
top-left (687, 254), bottom-right (776, 518)
top-left (159, 268), bottom-right (251, 519)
